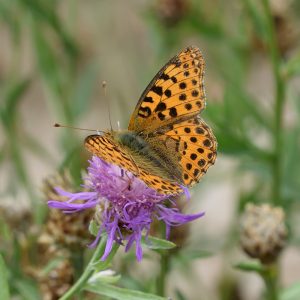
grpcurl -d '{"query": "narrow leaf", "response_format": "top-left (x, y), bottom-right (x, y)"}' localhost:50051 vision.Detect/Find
top-left (89, 219), bottom-right (100, 236)
top-left (141, 235), bottom-right (176, 250)
top-left (71, 63), bottom-right (99, 118)
top-left (85, 282), bottom-right (167, 300)
top-left (0, 78), bottom-right (31, 128)
top-left (88, 270), bottom-right (121, 285)
top-left (234, 261), bottom-right (264, 273)
top-left (283, 52), bottom-right (300, 79)
top-left (177, 249), bottom-right (213, 262)
top-left (0, 255), bottom-right (10, 300)
top-left (14, 279), bottom-right (40, 300)
top-left (280, 282), bottom-right (300, 300)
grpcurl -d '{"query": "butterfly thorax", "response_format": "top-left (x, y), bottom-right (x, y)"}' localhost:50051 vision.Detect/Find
top-left (114, 130), bottom-right (183, 183)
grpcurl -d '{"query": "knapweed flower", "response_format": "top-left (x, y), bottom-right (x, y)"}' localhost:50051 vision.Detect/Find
top-left (48, 156), bottom-right (204, 261)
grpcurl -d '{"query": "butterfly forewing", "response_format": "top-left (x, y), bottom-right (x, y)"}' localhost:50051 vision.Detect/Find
top-left (84, 134), bottom-right (183, 195)
top-left (128, 46), bottom-right (206, 132)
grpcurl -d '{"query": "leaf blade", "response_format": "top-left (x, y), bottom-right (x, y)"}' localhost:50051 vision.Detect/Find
top-left (85, 282), bottom-right (167, 300)
top-left (0, 254), bottom-right (10, 300)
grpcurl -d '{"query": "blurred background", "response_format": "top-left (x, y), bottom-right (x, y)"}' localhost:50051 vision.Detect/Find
top-left (1, 0), bottom-right (300, 299)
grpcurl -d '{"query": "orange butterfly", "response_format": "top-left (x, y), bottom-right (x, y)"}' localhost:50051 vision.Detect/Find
top-left (85, 46), bottom-right (217, 195)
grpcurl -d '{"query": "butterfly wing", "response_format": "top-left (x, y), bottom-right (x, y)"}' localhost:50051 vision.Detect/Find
top-left (84, 133), bottom-right (183, 195)
top-left (155, 116), bottom-right (217, 186)
top-left (128, 46), bottom-right (206, 133)
top-left (128, 46), bottom-right (216, 187)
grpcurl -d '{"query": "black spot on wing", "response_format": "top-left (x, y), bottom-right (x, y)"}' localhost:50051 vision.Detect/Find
top-left (138, 106), bottom-right (152, 118)
top-left (155, 102), bottom-right (167, 112)
top-left (144, 96), bottom-right (154, 103)
top-left (151, 86), bottom-right (163, 96)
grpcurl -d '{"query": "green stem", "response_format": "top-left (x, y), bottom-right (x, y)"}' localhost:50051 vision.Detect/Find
top-left (262, 0), bottom-right (286, 205)
top-left (262, 264), bottom-right (279, 300)
top-left (59, 236), bottom-right (119, 300)
top-left (156, 253), bottom-right (170, 296)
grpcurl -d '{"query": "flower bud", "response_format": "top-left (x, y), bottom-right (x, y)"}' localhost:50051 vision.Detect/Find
top-left (240, 203), bottom-right (287, 264)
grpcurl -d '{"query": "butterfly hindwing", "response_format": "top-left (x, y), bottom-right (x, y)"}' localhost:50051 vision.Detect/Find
top-left (128, 46), bottom-right (206, 132)
top-left (160, 116), bottom-right (217, 186)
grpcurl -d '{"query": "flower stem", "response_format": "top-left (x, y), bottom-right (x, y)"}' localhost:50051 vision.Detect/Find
top-left (59, 236), bottom-right (118, 300)
top-left (262, 0), bottom-right (286, 205)
top-left (156, 253), bottom-right (170, 296)
top-left (262, 264), bottom-right (279, 300)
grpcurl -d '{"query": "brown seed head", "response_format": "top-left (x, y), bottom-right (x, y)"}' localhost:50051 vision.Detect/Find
top-left (240, 203), bottom-right (287, 264)
top-left (155, 0), bottom-right (189, 26)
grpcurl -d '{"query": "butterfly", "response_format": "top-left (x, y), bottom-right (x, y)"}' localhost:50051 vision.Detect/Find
top-left (85, 46), bottom-right (217, 195)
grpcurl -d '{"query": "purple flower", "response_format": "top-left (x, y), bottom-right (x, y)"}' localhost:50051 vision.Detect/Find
top-left (48, 156), bottom-right (204, 261)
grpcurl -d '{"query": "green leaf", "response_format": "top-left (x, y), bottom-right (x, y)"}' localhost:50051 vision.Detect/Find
top-left (0, 254), bottom-right (10, 300)
top-left (20, 0), bottom-right (77, 57)
top-left (175, 289), bottom-right (187, 300)
top-left (89, 219), bottom-right (100, 236)
top-left (234, 261), bottom-right (264, 273)
top-left (280, 282), bottom-right (300, 300)
top-left (91, 240), bottom-right (119, 272)
top-left (141, 236), bottom-right (176, 250)
top-left (282, 51), bottom-right (300, 79)
top-left (21, 134), bottom-right (55, 163)
top-left (176, 249), bottom-right (213, 263)
top-left (89, 271), bottom-right (121, 285)
top-left (0, 1), bottom-right (21, 40)
top-left (85, 282), bottom-right (167, 300)
top-left (14, 279), bottom-right (40, 300)
top-left (0, 78), bottom-right (31, 128)
top-left (243, 0), bottom-right (268, 43)
top-left (40, 257), bottom-right (66, 276)
top-left (0, 146), bottom-right (7, 166)
top-left (32, 24), bottom-right (63, 99)
top-left (71, 62), bottom-right (99, 119)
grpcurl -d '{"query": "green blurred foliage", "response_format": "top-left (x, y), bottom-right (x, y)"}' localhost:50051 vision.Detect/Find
top-left (0, 0), bottom-right (300, 299)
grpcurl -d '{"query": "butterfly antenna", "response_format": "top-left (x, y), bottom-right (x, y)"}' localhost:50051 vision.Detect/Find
top-left (54, 123), bottom-right (105, 134)
top-left (102, 81), bottom-right (113, 131)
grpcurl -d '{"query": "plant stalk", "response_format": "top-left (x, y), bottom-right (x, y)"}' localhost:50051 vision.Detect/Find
top-left (262, 0), bottom-right (286, 205)
top-left (156, 253), bottom-right (170, 296)
top-left (59, 236), bottom-right (118, 300)
top-left (262, 264), bottom-right (279, 300)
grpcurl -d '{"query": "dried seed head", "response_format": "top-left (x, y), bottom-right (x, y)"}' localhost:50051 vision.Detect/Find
top-left (41, 172), bottom-right (94, 249)
top-left (240, 203), bottom-right (287, 264)
top-left (33, 172), bottom-right (95, 299)
top-left (39, 249), bottom-right (74, 300)
top-left (252, 2), bottom-right (299, 56)
top-left (0, 197), bottom-right (32, 233)
top-left (155, 0), bottom-right (189, 26)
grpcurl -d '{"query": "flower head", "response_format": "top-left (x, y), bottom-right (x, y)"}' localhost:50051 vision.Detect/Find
top-left (48, 156), bottom-right (204, 261)
top-left (240, 203), bottom-right (287, 264)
